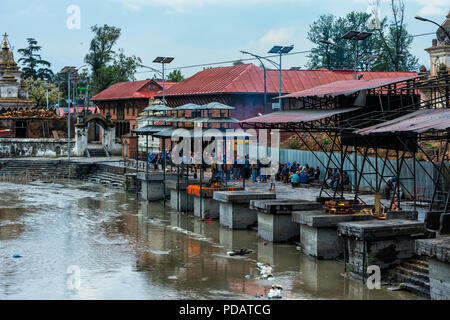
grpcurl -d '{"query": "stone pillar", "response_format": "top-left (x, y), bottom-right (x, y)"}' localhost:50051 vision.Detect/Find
top-left (74, 126), bottom-right (87, 156)
top-left (103, 126), bottom-right (116, 154)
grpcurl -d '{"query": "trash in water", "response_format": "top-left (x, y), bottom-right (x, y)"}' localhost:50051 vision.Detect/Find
top-left (388, 286), bottom-right (402, 291)
top-left (257, 262), bottom-right (273, 279)
top-left (267, 285), bottom-right (283, 299)
top-left (227, 248), bottom-right (254, 256)
top-left (12, 254), bottom-right (22, 258)
top-left (245, 275), bottom-right (251, 279)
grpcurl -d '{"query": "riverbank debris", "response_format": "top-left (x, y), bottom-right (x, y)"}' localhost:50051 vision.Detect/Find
top-left (257, 262), bottom-right (273, 279)
top-left (227, 248), bottom-right (254, 256)
top-left (267, 284), bottom-right (283, 299)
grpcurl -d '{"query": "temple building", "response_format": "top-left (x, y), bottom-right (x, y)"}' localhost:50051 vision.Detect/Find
top-left (0, 33), bottom-right (35, 113)
top-left (425, 11), bottom-right (450, 77)
top-left (91, 79), bottom-right (176, 139)
top-left (418, 11), bottom-right (450, 110)
top-left (0, 33), bottom-right (64, 139)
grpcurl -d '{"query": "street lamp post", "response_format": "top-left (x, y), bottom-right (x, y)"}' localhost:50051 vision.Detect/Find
top-left (267, 46), bottom-right (293, 165)
top-left (415, 15), bottom-right (450, 43)
top-left (62, 65), bottom-right (86, 161)
top-left (239, 47), bottom-right (293, 165)
top-left (268, 45), bottom-right (294, 109)
top-left (240, 51), bottom-right (268, 114)
top-left (341, 31), bottom-right (372, 80)
top-left (321, 31), bottom-right (372, 80)
top-left (152, 57), bottom-right (174, 204)
top-left (45, 85), bottom-right (49, 109)
top-left (153, 57), bottom-right (174, 106)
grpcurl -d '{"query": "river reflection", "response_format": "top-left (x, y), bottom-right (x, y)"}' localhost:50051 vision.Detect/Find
top-left (0, 180), bottom-right (421, 300)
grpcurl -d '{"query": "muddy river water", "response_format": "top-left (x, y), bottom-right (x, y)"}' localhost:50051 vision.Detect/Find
top-left (0, 180), bottom-right (422, 300)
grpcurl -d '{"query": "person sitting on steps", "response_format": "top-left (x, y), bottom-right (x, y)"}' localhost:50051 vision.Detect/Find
top-left (291, 171), bottom-right (300, 188)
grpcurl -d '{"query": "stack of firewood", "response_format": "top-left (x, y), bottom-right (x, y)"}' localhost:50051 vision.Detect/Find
top-left (0, 109), bottom-right (60, 119)
top-left (324, 200), bottom-right (355, 214)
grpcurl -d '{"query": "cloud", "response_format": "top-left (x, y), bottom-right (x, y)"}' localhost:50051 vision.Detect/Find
top-left (258, 27), bottom-right (297, 45)
top-left (414, 0), bottom-right (448, 17)
top-left (353, 0), bottom-right (448, 18)
top-left (417, 5), bottom-right (447, 16)
top-left (108, 0), bottom-right (292, 13)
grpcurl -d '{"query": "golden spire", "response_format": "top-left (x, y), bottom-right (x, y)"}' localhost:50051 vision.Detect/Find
top-left (2, 33), bottom-right (9, 50)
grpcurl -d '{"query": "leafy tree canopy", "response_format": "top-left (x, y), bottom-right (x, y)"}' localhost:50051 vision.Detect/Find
top-left (84, 24), bottom-right (142, 94)
top-left (17, 38), bottom-right (54, 81)
top-left (167, 69), bottom-right (184, 82)
top-left (23, 77), bottom-right (59, 108)
top-left (306, 0), bottom-right (418, 72)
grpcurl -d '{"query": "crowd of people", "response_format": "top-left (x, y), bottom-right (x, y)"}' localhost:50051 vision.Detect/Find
top-left (145, 152), bottom-right (405, 197)
top-left (146, 152), bottom-right (355, 191)
top-left (324, 168), bottom-right (350, 190)
top-left (278, 161), bottom-right (321, 187)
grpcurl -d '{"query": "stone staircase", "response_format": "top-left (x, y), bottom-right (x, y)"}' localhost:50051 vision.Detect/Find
top-left (0, 160), bottom-right (73, 179)
top-left (391, 259), bottom-right (431, 298)
top-left (83, 170), bottom-right (125, 188)
top-left (87, 148), bottom-right (108, 158)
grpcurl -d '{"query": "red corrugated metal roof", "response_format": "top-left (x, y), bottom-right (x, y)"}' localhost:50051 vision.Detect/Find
top-left (280, 76), bottom-right (420, 99)
top-left (240, 107), bottom-right (360, 124)
top-left (355, 109), bottom-right (450, 135)
top-left (163, 64), bottom-right (417, 96)
top-left (91, 80), bottom-right (178, 101)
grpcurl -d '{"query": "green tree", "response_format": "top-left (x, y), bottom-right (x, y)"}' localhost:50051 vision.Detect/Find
top-left (233, 59), bottom-right (244, 65)
top-left (306, 12), bottom-right (373, 71)
top-left (306, 2), bottom-right (418, 72)
top-left (24, 77), bottom-right (58, 108)
top-left (167, 69), bottom-right (184, 82)
top-left (17, 38), bottom-right (53, 81)
top-left (84, 24), bottom-right (141, 94)
top-left (371, 0), bottom-right (419, 71)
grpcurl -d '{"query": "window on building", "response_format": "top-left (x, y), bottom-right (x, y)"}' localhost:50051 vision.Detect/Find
top-left (15, 120), bottom-right (27, 138)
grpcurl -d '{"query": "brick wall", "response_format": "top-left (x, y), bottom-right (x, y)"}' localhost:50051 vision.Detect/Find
top-left (97, 98), bottom-right (149, 139)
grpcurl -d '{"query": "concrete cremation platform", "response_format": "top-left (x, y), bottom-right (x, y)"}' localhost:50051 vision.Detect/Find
top-left (192, 190), bottom-right (220, 219)
top-left (338, 219), bottom-right (427, 279)
top-left (213, 191), bottom-right (276, 229)
top-left (138, 172), bottom-right (176, 201)
top-left (166, 180), bottom-right (199, 212)
top-left (293, 211), bottom-right (374, 259)
top-left (251, 199), bottom-right (322, 243)
top-left (190, 187), bottom-right (244, 219)
top-left (416, 237), bottom-right (450, 300)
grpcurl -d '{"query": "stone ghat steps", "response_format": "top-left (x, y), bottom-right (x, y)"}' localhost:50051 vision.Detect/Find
top-left (392, 259), bottom-right (430, 299)
top-left (87, 148), bottom-right (108, 158)
top-left (397, 268), bottom-right (430, 287)
top-left (83, 171), bottom-right (125, 188)
top-left (399, 283), bottom-right (430, 298)
top-left (0, 161), bottom-right (72, 177)
top-left (403, 261), bottom-right (429, 274)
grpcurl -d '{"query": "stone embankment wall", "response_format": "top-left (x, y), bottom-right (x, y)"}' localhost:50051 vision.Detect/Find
top-left (0, 159), bottom-right (94, 179)
top-left (0, 138), bottom-right (75, 158)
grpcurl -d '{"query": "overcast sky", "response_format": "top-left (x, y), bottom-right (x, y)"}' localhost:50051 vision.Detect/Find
top-left (1, 0), bottom-right (448, 79)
